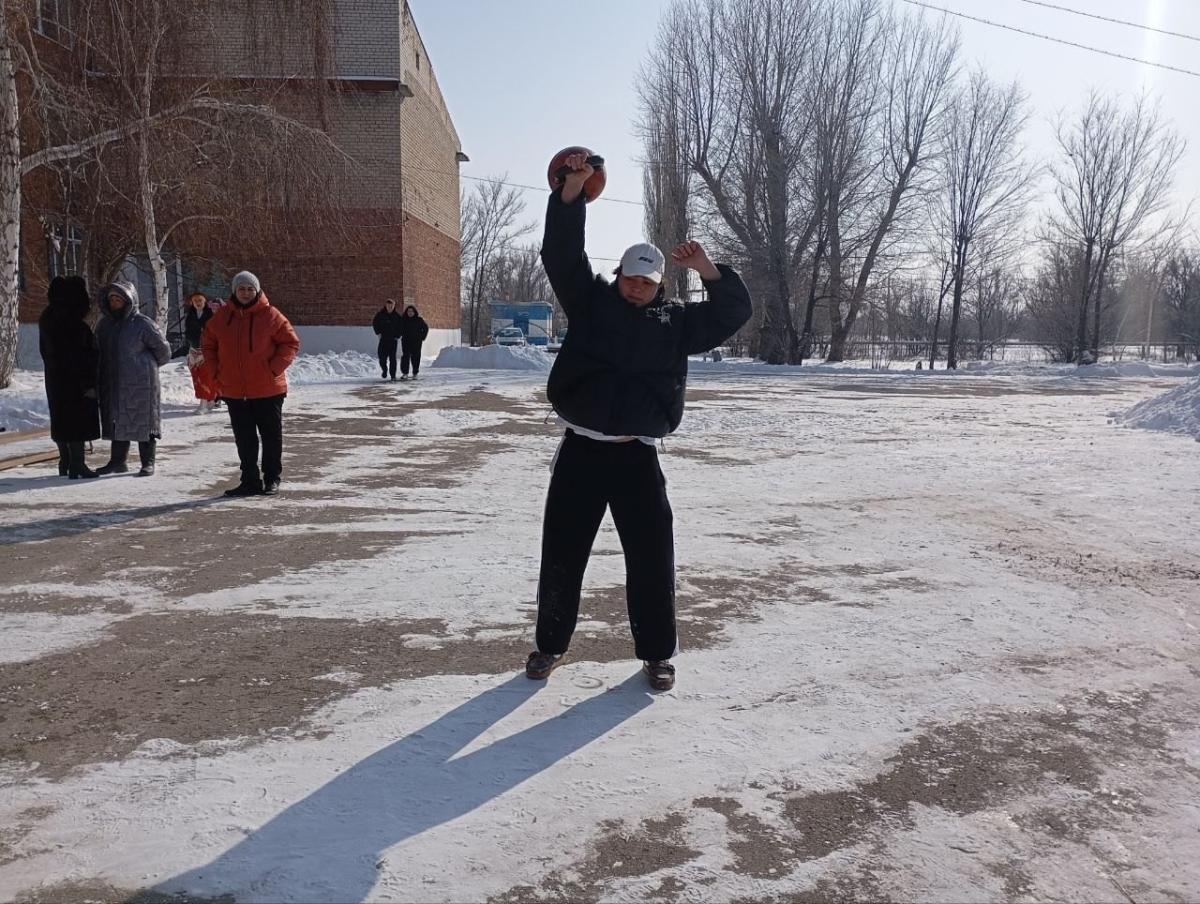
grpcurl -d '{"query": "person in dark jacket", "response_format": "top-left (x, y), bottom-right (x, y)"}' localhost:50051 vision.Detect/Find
top-left (184, 292), bottom-right (220, 413)
top-left (95, 281), bottom-right (172, 477)
top-left (399, 304), bottom-right (429, 381)
top-left (525, 152), bottom-right (752, 691)
top-left (372, 298), bottom-right (403, 381)
top-left (184, 292), bottom-right (213, 351)
top-left (39, 276), bottom-right (101, 479)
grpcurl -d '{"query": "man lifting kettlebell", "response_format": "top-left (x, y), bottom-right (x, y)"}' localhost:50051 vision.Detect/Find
top-left (525, 150), bottom-right (753, 691)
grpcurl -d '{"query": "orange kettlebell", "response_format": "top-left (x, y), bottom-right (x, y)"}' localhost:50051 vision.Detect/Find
top-left (547, 146), bottom-right (607, 202)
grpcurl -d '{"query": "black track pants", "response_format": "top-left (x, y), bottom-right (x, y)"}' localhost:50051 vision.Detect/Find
top-left (378, 339), bottom-right (398, 378)
top-left (225, 394), bottom-right (285, 484)
top-left (401, 342), bottom-right (422, 377)
top-left (534, 430), bottom-right (676, 661)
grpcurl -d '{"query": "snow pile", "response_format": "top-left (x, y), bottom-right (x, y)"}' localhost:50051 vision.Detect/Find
top-left (432, 344), bottom-right (552, 371)
top-left (0, 369), bottom-right (48, 432)
top-left (0, 352), bottom-right (383, 433)
top-left (1116, 376), bottom-right (1200, 440)
top-left (963, 360), bottom-right (1200, 378)
top-left (287, 351), bottom-right (380, 384)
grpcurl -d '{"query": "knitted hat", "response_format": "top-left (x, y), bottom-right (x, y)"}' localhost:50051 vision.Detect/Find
top-left (231, 271), bottom-right (261, 294)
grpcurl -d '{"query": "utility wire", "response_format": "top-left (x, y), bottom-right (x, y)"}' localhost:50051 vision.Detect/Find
top-left (900, 0), bottom-right (1200, 78)
top-left (1012, 0), bottom-right (1200, 44)
top-left (452, 170), bottom-right (644, 207)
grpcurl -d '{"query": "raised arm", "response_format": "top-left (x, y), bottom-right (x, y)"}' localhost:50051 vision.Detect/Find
top-left (671, 241), bottom-right (753, 355)
top-left (540, 153), bottom-right (596, 320)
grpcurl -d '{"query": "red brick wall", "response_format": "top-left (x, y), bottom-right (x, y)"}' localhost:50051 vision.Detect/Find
top-left (402, 215), bottom-right (460, 330)
top-left (199, 210), bottom-right (458, 332)
top-left (220, 209), bottom-right (403, 329)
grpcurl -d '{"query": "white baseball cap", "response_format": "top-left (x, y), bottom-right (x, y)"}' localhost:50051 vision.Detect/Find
top-left (618, 243), bottom-right (665, 283)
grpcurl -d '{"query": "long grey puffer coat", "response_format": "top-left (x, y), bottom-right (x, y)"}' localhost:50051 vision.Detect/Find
top-left (96, 281), bottom-right (171, 442)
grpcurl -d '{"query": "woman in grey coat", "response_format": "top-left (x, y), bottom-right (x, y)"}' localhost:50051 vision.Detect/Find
top-left (95, 281), bottom-right (171, 476)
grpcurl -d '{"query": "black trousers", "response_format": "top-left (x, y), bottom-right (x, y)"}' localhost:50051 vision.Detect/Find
top-left (535, 430), bottom-right (676, 661)
top-left (401, 342), bottom-right (422, 376)
top-left (378, 339), bottom-right (398, 378)
top-left (109, 439), bottom-right (155, 466)
top-left (224, 395), bottom-right (285, 484)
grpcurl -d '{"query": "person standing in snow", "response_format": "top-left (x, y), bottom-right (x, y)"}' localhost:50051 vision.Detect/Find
top-left (399, 304), bottom-right (429, 381)
top-left (200, 271), bottom-right (300, 497)
top-left (39, 275), bottom-right (101, 479)
top-left (184, 292), bottom-right (220, 413)
top-left (372, 298), bottom-right (403, 381)
top-left (526, 152), bottom-right (752, 691)
top-left (95, 281), bottom-right (171, 477)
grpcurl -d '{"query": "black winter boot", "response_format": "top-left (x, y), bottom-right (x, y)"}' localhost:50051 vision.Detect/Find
top-left (67, 442), bottom-right (99, 479)
top-left (56, 442), bottom-right (69, 476)
top-left (96, 441), bottom-right (130, 475)
top-left (137, 439), bottom-right (156, 477)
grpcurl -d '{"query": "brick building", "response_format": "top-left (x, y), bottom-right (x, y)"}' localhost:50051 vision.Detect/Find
top-left (16, 0), bottom-right (465, 365)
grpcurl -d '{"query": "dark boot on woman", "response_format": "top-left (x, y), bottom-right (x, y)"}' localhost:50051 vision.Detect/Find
top-left (96, 440), bottom-right (130, 475)
top-left (56, 442), bottom-right (70, 476)
top-left (137, 439), bottom-right (156, 477)
top-left (67, 442), bottom-right (98, 479)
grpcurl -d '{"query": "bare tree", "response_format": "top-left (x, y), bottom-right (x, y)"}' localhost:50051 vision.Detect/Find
top-left (638, 51), bottom-right (692, 302)
top-left (1161, 247), bottom-right (1200, 359)
top-left (1048, 92), bottom-right (1185, 364)
top-left (936, 69), bottom-right (1031, 368)
top-left (963, 265), bottom-right (1023, 360)
top-left (73, 0), bottom-right (352, 332)
top-left (459, 178), bottom-right (531, 345)
top-left (643, 0), bottom-right (821, 363)
top-left (0, 0), bottom-right (351, 384)
top-left (824, 7), bottom-right (958, 362)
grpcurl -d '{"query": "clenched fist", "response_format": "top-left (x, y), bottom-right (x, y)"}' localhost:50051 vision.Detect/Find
top-left (670, 241), bottom-right (720, 282)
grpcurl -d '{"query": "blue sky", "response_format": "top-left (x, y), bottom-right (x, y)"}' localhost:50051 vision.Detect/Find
top-left (413, 0), bottom-right (1200, 263)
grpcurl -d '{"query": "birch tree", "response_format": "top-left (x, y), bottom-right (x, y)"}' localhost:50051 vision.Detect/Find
top-left (0, 0), bottom-right (350, 385)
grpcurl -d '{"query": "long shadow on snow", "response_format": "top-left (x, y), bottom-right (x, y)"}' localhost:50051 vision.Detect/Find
top-left (142, 672), bottom-right (653, 904)
top-left (0, 498), bottom-right (223, 541)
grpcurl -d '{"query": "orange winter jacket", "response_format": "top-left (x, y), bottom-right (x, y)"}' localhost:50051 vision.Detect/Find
top-left (200, 292), bottom-right (300, 399)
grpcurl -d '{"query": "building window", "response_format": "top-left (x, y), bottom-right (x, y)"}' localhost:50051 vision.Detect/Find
top-left (415, 49), bottom-right (421, 71)
top-left (35, 0), bottom-right (72, 45)
top-left (47, 223), bottom-right (84, 279)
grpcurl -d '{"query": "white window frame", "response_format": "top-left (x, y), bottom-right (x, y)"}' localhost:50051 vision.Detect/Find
top-left (47, 223), bottom-right (84, 279)
top-left (35, 0), bottom-right (73, 46)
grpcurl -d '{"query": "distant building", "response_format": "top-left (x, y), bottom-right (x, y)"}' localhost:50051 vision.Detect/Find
top-left (489, 301), bottom-right (554, 346)
top-left (17, 1), bottom-right (465, 365)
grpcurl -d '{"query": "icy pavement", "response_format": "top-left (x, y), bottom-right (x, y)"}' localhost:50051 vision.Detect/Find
top-left (1, 366), bottom-right (1198, 903)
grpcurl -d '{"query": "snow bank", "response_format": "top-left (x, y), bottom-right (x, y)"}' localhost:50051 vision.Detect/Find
top-left (1115, 376), bottom-right (1200, 440)
top-left (687, 357), bottom-right (1200, 379)
top-left (0, 352), bottom-right (387, 433)
top-left (287, 351), bottom-right (380, 384)
top-left (963, 360), bottom-right (1200, 378)
top-left (0, 369), bottom-right (48, 432)
top-left (431, 344), bottom-right (552, 371)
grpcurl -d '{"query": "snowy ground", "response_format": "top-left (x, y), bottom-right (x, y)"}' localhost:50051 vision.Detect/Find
top-left (1, 360), bottom-right (1199, 903)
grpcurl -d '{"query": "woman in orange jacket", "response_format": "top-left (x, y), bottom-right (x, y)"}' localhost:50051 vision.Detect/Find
top-left (200, 271), bottom-right (300, 497)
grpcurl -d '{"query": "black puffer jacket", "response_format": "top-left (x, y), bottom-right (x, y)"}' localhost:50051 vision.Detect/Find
top-left (540, 191), bottom-right (751, 438)
top-left (373, 307), bottom-right (403, 343)
top-left (400, 305), bottom-right (429, 349)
